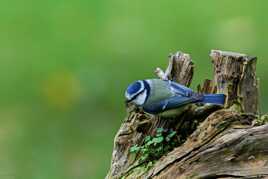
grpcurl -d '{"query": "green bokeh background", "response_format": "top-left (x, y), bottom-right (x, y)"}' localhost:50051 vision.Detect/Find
top-left (0, 0), bottom-right (267, 178)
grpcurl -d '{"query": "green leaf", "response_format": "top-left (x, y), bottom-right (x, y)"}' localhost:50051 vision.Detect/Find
top-left (131, 128), bottom-right (179, 162)
top-left (156, 133), bottom-right (162, 137)
top-left (152, 136), bottom-right (164, 144)
top-left (130, 145), bottom-right (140, 153)
top-left (140, 153), bottom-right (149, 162)
top-left (167, 131), bottom-right (176, 138)
top-left (141, 147), bottom-right (148, 154)
top-left (144, 136), bottom-right (151, 142)
top-left (146, 140), bottom-right (154, 146)
top-left (156, 128), bottom-right (164, 134)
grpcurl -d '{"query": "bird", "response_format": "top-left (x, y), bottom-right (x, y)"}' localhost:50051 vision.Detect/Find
top-left (125, 79), bottom-right (225, 117)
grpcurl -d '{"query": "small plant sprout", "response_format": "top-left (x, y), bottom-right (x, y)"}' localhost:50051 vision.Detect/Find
top-left (129, 128), bottom-right (179, 163)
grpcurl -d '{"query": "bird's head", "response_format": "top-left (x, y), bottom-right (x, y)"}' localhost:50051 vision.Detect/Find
top-left (125, 80), bottom-right (149, 106)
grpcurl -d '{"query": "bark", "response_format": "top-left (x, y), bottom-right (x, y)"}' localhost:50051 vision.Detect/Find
top-left (106, 50), bottom-right (267, 179)
top-left (155, 51), bottom-right (194, 86)
top-left (210, 50), bottom-right (259, 114)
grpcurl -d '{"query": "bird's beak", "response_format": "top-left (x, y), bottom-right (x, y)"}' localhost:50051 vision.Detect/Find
top-left (125, 99), bottom-right (131, 107)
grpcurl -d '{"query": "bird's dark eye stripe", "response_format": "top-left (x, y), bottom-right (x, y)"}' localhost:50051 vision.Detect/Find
top-left (143, 80), bottom-right (150, 102)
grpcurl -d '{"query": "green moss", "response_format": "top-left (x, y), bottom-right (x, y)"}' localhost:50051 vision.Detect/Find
top-left (255, 114), bottom-right (268, 126)
top-left (122, 161), bottom-right (154, 179)
top-left (229, 101), bottom-right (243, 113)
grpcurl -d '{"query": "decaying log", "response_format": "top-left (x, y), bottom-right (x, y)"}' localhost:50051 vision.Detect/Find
top-left (106, 50), bottom-right (267, 179)
top-left (210, 50), bottom-right (259, 114)
top-left (146, 110), bottom-right (265, 178)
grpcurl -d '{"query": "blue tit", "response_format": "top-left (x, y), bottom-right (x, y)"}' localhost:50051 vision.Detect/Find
top-left (125, 79), bottom-right (225, 117)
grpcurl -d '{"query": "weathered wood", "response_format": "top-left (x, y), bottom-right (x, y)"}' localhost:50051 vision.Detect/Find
top-left (152, 124), bottom-right (268, 178)
top-left (155, 51), bottom-right (194, 86)
top-left (197, 79), bottom-right (216, 94)
top-left (210, 50), bottom-right (259, 114)
top-left (106, 50), bottom-right (265, 179)
top-left (146, 110), bottom-right (260, 178)
top-left (106, 112), bottom-right (151, 178)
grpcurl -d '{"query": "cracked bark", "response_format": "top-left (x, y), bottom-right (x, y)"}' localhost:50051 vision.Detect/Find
top-left (106, 50), bottom-right (267, 179)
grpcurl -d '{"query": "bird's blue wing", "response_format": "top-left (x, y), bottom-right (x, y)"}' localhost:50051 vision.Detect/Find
top-left (143, 95), bottom-right (200, 114)
top-left (168, 81), bottom-right (193, 96)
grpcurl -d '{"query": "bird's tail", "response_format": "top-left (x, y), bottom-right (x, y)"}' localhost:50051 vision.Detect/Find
top-left (201, 94), bottom-right (225, 105)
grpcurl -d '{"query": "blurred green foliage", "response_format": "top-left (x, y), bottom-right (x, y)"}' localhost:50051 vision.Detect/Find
top-left (0, 0), bottom-right (267, 178)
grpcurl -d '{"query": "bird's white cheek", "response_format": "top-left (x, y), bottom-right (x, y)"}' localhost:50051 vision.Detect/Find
top-left (133, 91), bottom-right (147, 105)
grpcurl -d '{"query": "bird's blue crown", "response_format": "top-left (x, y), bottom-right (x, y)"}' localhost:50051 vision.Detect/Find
top-left (125, 80), bottom-right (148, 102)
top-left (126, 81), bottom-right (142, 96)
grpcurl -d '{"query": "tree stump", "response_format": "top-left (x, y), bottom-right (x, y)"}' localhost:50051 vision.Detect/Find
top-left (106, 50), bottom-right (268, 179)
